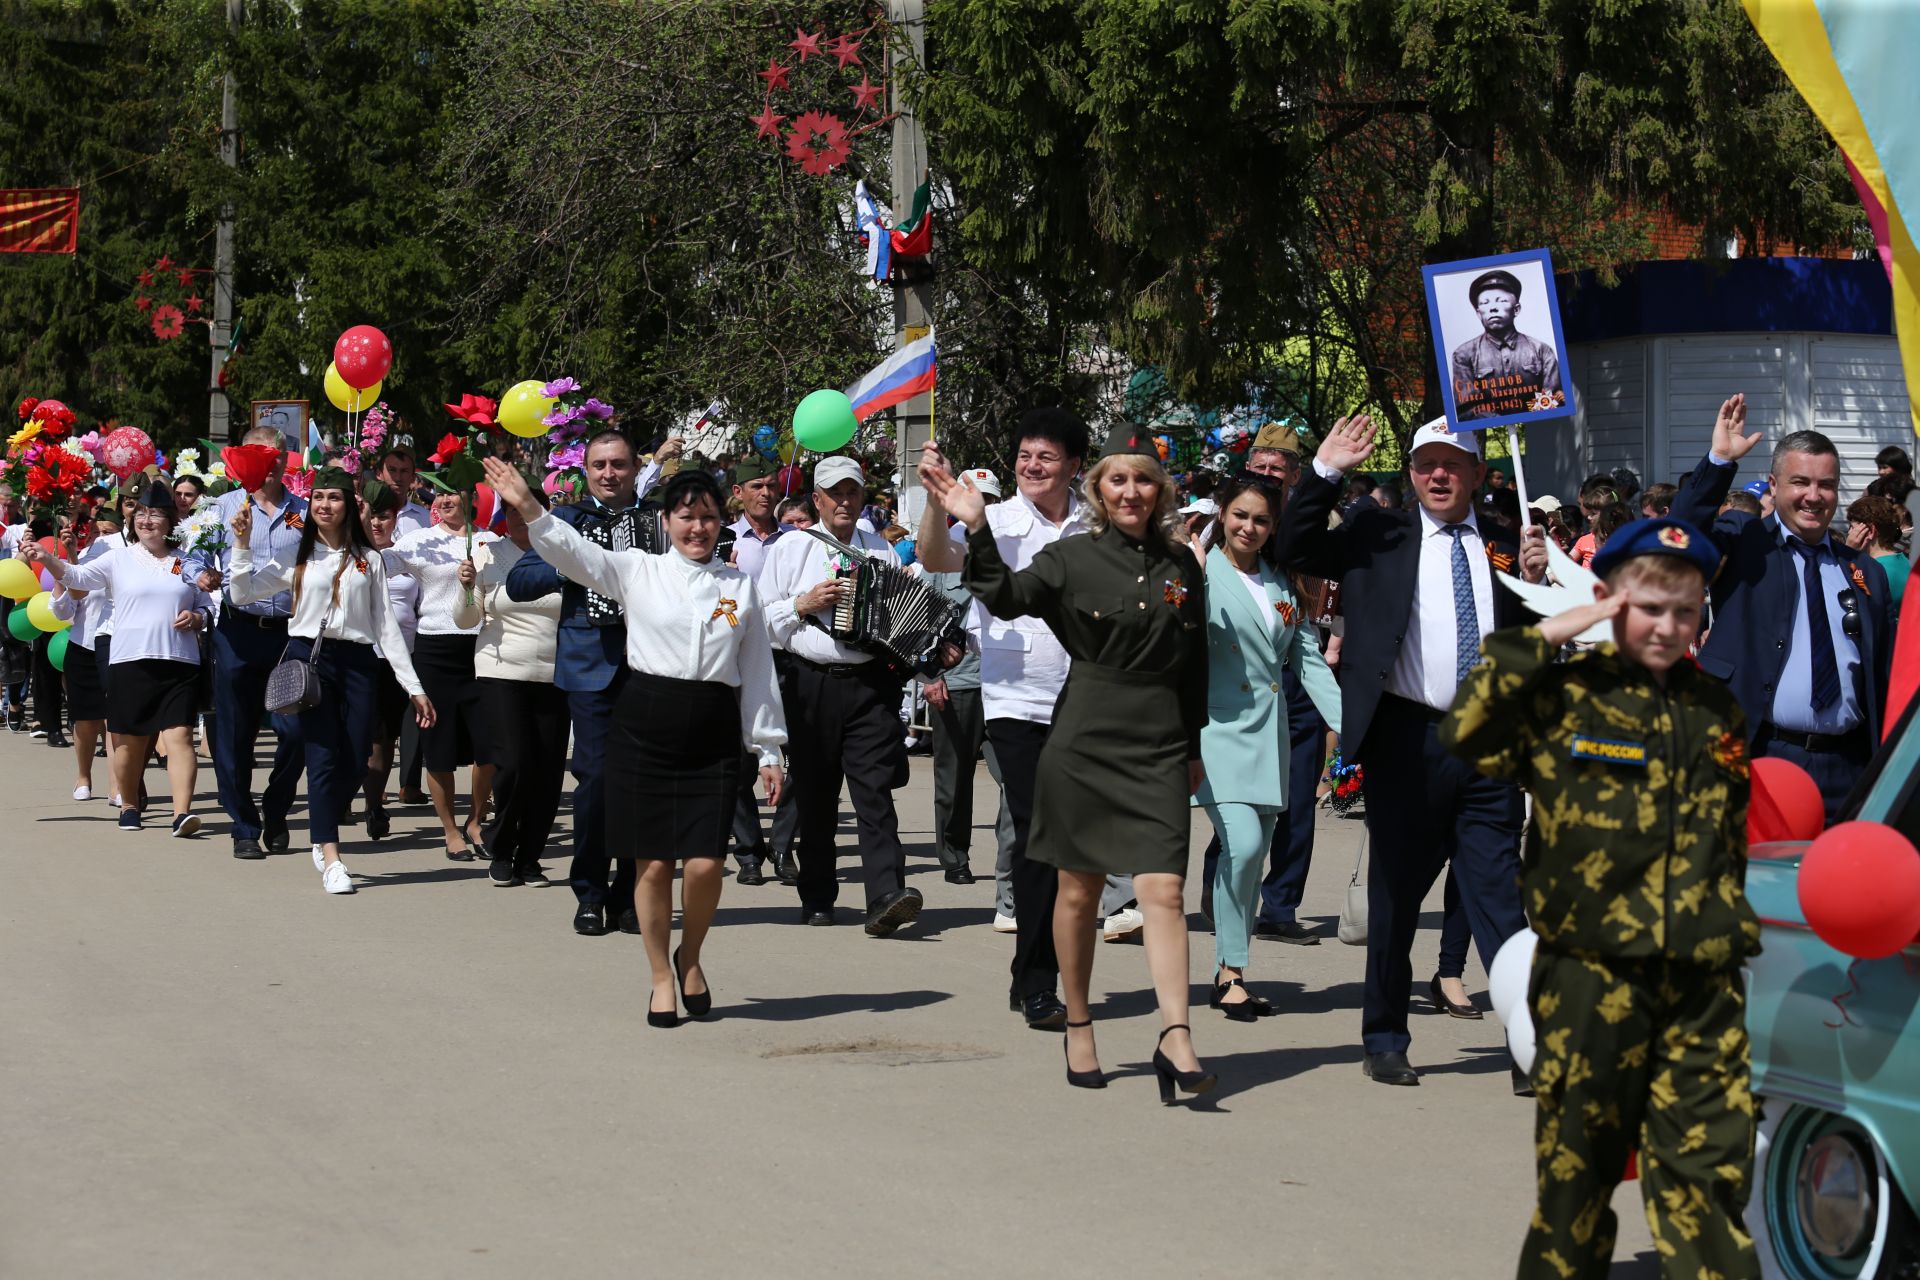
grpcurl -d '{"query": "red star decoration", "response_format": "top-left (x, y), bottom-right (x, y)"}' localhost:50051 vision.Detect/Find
top-left (136, 268), bottom-right (153, 286)
top-left (784, 111), bottom-right (852, 177)
top-left (135, 295), bottom-right (153, 312)
top-left (154, 255), bottom-right (173, 271)
top-left (756, 57), bottom-right (791, 91)
top-left (175, 268), bottom-right (194, 288)
top-left (184, 294), bottom-right (204, 313)
top-left (788, 26), bottom-right (823, 62)
top-left (750, 102), bottom-right (785, 141)
top-left (828, 34), bottom-right (863, 69)
top-left (849, 74), bottom-right (884, 111)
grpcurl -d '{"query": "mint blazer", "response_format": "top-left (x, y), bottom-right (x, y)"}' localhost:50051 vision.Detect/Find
top-left (1191, 546), bottom-right (1344, 811)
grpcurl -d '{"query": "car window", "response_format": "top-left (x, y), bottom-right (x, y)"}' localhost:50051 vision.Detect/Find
top-left (1851, 696), bottom-right (1920, 845)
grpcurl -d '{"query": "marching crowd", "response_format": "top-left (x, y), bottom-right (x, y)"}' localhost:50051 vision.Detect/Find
top-left (1, 392), bottom-right (1904, 1273)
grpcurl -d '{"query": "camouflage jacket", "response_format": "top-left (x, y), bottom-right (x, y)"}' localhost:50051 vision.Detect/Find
top-left (1441, 627), bottom-right (1762, 969)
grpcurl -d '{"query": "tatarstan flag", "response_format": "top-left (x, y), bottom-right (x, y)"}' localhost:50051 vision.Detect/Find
top-left (888, 180), bottom-right (932, 259)
top-left (0, 189), bottom-right (79, 254)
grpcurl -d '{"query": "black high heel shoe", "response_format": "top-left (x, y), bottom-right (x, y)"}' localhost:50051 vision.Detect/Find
top-left (673, 946), bottom-right (711, 1019)
top-left (1152, 1025), bottom-right (1217, 1104)
top-left (1210, 974), bottom-right (1272, 1023)
top-left (1062, 1019), bottom-right (1105, 1089)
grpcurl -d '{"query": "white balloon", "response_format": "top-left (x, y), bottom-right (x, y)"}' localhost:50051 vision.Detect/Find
top-left (1506, 1006), bottom-right (1537, 1074)
top-left (1487, 928), bottom-right (1539, 1026)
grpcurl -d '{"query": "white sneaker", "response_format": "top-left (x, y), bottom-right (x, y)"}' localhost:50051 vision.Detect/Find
top-left (72, 785), bottom-right (90, 802)
top-left (322, 860), bottom-right (355, 895)
top-left (992, 912), bottom-right (1018, 934)
top-left (110, 792), bottom-right (122, 808)
top-left (1102, 906), bottom-right (1145, 943)
top-left (312, 845), bottom-right (326, 872)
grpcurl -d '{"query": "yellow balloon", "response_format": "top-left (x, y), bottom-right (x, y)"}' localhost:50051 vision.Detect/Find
top-left (776, 432), bottom-right (797, 464)
top-left (0, 558), bottom-right (37, 601)
top-left (25, 590), bottom-right (68, 632)
top-left (499, 379), bottom-right (557, 438)
top-left (324, 362), bottom-right (382, 413)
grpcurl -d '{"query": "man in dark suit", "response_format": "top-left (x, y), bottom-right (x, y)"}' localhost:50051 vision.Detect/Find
top-left (506, 429), bottom-right (644, 937)
top-left (1278, 413), bottom-right (1545, 1088)
top-left (1670, 394), bottom-right (1893, 821)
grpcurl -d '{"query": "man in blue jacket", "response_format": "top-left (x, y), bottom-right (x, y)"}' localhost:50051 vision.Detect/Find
top-left (1670, 394), bottom-right (1893, 822)
top-left (506, 430), bottom-right (644, 936)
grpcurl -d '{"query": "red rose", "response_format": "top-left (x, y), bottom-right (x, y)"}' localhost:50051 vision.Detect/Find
top-left (17, 397), bottom-right (38, 422)
top-left (428, 433), bottom-right (464, 466)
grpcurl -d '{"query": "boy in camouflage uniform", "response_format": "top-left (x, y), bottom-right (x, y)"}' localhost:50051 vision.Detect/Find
top-left (1443, 517), bottom-right (1763, 1280)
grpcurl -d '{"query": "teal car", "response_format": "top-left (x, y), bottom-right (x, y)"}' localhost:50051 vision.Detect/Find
top-left (1745, 704), bottom-right (1920, 1279)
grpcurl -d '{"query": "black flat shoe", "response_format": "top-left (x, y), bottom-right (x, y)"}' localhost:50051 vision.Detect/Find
top-left (735, 860), bottom-right (766, 886)
top-left (573, 904), bottom-right (609, 937)
top-left (673, 946), bottom-right (711, 1018)
top-left (232, 836), bottom-right (265, 860)
top-left (1428, 973), bottom-right (1483, 1020)
top-left (1210, 975), bottom-right (1272, 1023)
top-left (1254, 920), bottom-right (1321, 945)
top-left (864, 887), bottom-right (924, 937)
top-left (647, 997), bottom-right (677, 1029)
top-left (1151, 1025), bottom-right (1216, 1104)
top-left (773, 849), bottom-right (800, 886)
top-left (1021, 990), bottom-right (1067, 1030)
top-left (1362, 1051), bottom-right (1420, 1086)
top-left (46, 729), bottom-right (68, 748)
top-left (365, 806), bottom-right (390, 840)
top-left (262, 823), bottom-right (290, 855)
top-left (616, 908), bottom-right (641, 935)
top-left (445, 845), bottom-right (476, 863)
top-left (800, 907), bottom-right (834, 926)
top-left (1063, 1019), bottom-right (1105, 1089)
top-left (942, 864), bottom-right (975, 885)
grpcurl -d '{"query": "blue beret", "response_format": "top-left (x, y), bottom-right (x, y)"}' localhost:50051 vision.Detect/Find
top-left (1589, 517), bottom-right (1720, 583)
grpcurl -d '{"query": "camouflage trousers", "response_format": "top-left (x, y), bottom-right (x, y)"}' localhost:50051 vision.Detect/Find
top-left (1518, 951), bottom-right (1757, 1280)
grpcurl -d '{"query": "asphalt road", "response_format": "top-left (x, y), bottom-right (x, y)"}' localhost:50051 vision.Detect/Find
top-left (0, 733), bottom-right (1659, 1278)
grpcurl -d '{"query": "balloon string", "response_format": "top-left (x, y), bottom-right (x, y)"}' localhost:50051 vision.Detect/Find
top-left (1823, 957), bottom-right (1864, 1029)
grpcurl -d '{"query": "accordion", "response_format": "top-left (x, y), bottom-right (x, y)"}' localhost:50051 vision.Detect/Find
top-left (577, 502), bottom-right (738, 626)
top-left (803, 528), bottom-right (967, 678)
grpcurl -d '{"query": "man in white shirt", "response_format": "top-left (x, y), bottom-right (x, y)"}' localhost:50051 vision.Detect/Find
top-left (724, 454), bottom-right (798, 886)
top-left (1278, 414), bottom-right (1544, 1090)
top-left (374, 446), bottom-right (432, 535)
top-left (918, 409), bottom-right (1139, 1030)
top-left (760, 455), bottom-right (924, 936)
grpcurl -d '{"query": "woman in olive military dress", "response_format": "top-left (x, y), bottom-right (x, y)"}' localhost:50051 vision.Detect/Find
top-left (926, 426), bottom-right (1215, 1102)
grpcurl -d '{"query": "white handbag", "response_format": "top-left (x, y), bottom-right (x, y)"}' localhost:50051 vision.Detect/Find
top-left (1337, 833), bottom-right (1369, 946)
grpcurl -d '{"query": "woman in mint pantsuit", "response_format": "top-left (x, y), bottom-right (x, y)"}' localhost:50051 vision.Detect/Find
top-left (1192, 478), bottom-right (1342, 1019)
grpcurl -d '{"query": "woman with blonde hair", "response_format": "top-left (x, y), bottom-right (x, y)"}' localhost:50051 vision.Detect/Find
top-left (923, 425), bottom-right (1215, 1103)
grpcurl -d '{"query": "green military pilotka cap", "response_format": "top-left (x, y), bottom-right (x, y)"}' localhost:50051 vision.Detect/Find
top-left (361, 478), bottom-right (400, 515)
top-left (733, 455), bottom-right (776, 483)
top-left (310, 466), bottom-right (354, 494)
top-left (1097, 422), bottom-right (1159, 462)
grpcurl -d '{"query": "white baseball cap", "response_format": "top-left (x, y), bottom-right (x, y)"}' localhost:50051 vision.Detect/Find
top-left (1530, 494), bottom-right (1563, 513)
top-left (1179, 497), bottom-right (1219, 516)
top-left (1408, 415), bottom-right (1481, 459)
top-left (963, 468), bottom-right (1002, 498)
top-left (813, 456), bottom-right (866, 491)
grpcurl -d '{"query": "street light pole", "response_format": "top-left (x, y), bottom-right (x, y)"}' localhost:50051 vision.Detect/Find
top-left (209, 0), bottom-right (240, 442)
top-left (887, 0), bottom-right (931, 529)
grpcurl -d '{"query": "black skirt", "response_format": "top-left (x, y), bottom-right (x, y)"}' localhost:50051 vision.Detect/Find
top-left (107, 657), bottom-right (199, 735)
top-left (412, 632), bottom-right (489, 772)
top-left (65, 642), bottom-right (108, 722)
top-left (605, 670), bottom-right (741, 860)
top-left (370, 660), bottom-right (410, 743)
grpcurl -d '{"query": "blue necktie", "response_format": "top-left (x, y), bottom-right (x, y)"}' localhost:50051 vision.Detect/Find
top-left (1447, 524), bottom-right (1479, 684)
top-left (1796, 540), bottom-right (1842, 712)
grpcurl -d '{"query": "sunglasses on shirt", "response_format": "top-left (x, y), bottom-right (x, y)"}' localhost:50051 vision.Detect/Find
top-left (1837, 588), bottom-right (1863, 641)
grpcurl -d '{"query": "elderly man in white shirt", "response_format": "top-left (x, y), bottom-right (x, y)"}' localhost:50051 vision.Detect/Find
top-left (723, 454), bottom-right (799, 886)
top-left (918, 408), bottom-right (1141, 1031)
top-left (759, 455), bottom-right (926, 936)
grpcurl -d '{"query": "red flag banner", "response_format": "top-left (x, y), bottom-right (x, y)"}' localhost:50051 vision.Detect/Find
top-left (0, 189), bottom-right (80, 254)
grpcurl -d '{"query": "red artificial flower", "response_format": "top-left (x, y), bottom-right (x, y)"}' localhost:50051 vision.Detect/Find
top-left (17, 397), bottom-right (39, 422)
top-left (428, 433), bottom-right (465, 466)
top-left (25, 452), bottom-right (85, 502)
top-left (443, 393), bottom-right (498, 428)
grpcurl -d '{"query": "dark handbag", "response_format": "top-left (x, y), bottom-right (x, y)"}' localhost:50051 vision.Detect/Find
top-left (264, 561), bottom-right (326, 715)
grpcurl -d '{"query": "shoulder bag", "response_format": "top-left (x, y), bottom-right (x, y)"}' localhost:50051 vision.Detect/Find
top-left (1337, 831), bottom-right (1369, 946)
top-left (265, 561), bottom-right (327, 715)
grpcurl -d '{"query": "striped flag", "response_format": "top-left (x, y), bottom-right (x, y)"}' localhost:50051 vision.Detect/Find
top-left (0, 189), bottom-right (79, 254)
top-left (845, 331), bottom-right (936, 423)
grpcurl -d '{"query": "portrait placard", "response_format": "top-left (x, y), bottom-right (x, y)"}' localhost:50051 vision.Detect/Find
top-left (1421, 249), bottom-right (1575, 433)
top-left (248, 400), bottom-right (308, 453)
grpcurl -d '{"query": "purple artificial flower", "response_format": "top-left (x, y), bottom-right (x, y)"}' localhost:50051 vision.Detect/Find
top-left (548, 440), bottom-right (587, 470)
top-left (546, 419), bottom-right (588, 446)
top-left (542, 376), bottom-right (580, 398)
top-left (542, 403), bottom-right (586, 429)
top-left (581, 397), bottom-right (615, 420)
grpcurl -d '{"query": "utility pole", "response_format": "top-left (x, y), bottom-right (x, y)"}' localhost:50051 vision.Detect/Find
top-left (210, 0), bottom-right (241, 442)
top-left (886, 0), bottom-right (932, 528)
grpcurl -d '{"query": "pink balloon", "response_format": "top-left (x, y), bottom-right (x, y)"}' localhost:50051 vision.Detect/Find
top-left (333, 324), bottom-right (392, 389)
top-left (99, 426), bottom-right (156, 480)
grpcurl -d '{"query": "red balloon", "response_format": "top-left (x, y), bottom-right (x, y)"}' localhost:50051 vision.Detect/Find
top-left (1750, 756), bottom-right (1826, 844)
top-left (333, 324), bottom-right (392, 389)
top-left (1797, 821), bottom-right (1920, 959)
top-left (776, 464), bottom-right (807, 496)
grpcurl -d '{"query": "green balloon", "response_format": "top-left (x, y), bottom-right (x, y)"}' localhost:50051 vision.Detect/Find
top-left (6, 605), bottom-right (36, 643)
top-left (791, 388), bottom-right (858, 454)
top-left (47, 630), bottom-right (68, 672)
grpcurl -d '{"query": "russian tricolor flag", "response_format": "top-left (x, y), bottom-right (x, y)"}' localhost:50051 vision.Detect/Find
top-left (845, 331), bottom-right (935, 423)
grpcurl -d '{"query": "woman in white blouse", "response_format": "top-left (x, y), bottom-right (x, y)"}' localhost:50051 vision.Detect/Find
top-left (229, 468), bottom-right (435, 895)
top-left (357, 481), bottom-right (421, 841)
top-left (49, 521), bottom-right (117, 802)
top-left (388, 489), bottom-right (496, 860)
top-left (26, 480), bottom-right (212, 837)
top-left (454, 487), bottom-right (564, 888)
top-left (482, 456), bottom-right (785, 1027)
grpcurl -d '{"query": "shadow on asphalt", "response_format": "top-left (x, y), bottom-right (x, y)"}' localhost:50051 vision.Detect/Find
top-left (1094, 980), bottom-right (1369, 1020)
top-left (1608, 1251), bottom-right (1660, 1277)
top-left (360, 867), bottom-right (490, 889)
top-left (719, 988), bottom-right (952, 1022)
top-left (1106, 1040), bottom-right (1359, 1109)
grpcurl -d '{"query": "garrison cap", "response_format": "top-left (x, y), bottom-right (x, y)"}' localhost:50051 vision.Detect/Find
top-left (732, 455), bottom-right (776, 483)
top-left (1098, 423), bottom-right (1160, 462)
top-left (1589, 517), bottom-right (1720, 583)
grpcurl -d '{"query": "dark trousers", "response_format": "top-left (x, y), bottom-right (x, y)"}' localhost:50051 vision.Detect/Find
top-left (1359, 695), bottom-right (1527, 1055)
top-left (1435, 869), bottom-right (1471, 979)
top-left (986, 718), bottom-right (1057, 1000)
top-left (1756, 725), bottom-right (1872, 826)
top-left (785, 659), bottom-right (908, 911)
top-left (567, 677), bottom-right (635, 910)
top-left (288, 637), bottom-right (378, 847)
top-left (931, 685), bottom-right (987, 869)
top-left (731, 762), bottom-right (798, 864)
top-left (481, 677), bottom-right (569, 869)
top-left (209, 612), bottom-right (303, 841)
top-left (1200, 668), bottom-right (1327, 924)
top-left (31, 630), bottom-right (62, 732)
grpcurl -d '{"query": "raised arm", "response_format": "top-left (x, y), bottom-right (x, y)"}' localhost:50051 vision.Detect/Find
top-left (913, 442), bottom-right (967, 573)
top-left (1276, 412), bottom-right (1375, 578)
top-left (1671, 394), bottom-right (1758, 536)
